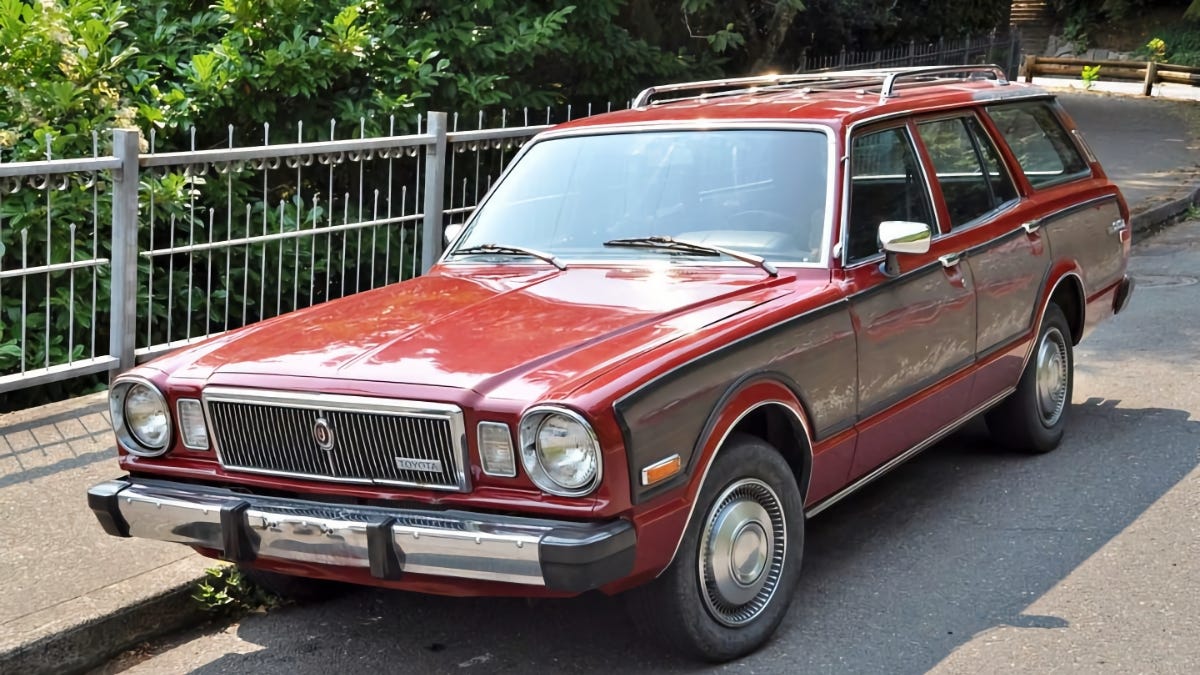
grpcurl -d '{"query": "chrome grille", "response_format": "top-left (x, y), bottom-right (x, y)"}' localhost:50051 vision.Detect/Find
top-left (203, 388), bottom-right (468, 492)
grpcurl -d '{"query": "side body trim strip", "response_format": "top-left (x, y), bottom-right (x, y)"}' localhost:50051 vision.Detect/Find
top-left (806, 386), bottom-right (1016, 518)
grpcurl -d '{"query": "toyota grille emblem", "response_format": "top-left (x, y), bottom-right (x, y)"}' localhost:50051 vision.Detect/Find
top-left (313, 417), bottom-right (335, 451)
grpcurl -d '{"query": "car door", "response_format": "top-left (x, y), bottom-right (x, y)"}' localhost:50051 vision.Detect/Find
top-left (911, 112), bottom-right (1050, 408)
top-left (842, 122), bottom-right (976, 481)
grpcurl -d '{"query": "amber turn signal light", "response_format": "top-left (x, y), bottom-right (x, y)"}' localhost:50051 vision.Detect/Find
top-left (641, 454), bottom-right (682, 487)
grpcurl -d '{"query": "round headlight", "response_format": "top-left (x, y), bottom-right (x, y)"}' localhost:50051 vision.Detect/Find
top-left (519, 407), bottom-right (601, 496)
top-left (110, 379), bottom-right (172, 456)
top-left (536, 415), bottom-right (598, 489)
top-left (126, 384), bottom-right (170, 448)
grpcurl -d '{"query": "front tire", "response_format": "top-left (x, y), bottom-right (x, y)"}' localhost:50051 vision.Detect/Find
top-left (986, 303), bottom-right (1074, 453)
top-left (625, 434), bottom-right (805, 662)
top-left (238, 566), bottom-right (344, 604)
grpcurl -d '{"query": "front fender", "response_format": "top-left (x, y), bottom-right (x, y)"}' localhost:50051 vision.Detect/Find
top-left (606, 375), bottom-right (814, 593)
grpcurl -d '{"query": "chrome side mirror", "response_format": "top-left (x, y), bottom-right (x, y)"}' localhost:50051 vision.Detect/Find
top-left (879, 221), bottom-right (931, 255)
top-left (444, 224), bottom-right (464, 246)
top-left (877, 221), bottom-right (931, 276)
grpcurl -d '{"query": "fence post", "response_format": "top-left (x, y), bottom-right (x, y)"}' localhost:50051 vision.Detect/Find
top-left (421, 112), bottom-right (449, 274)
top-left (109, 129), bottom-right (140, 375)
top-left (1009, 29), bottom-right (1021, 78)
top-left (907, 40), bottom-right (915, 66)
top-left (1143, 61), bottom-right (1158, 96)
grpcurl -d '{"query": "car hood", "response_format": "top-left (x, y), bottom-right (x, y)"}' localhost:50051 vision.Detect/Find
top-left (158, 265), bottom-right (811, 400)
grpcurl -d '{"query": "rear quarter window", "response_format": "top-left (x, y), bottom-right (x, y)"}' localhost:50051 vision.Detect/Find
top-left (986, 102), bottom-right (1091, 189)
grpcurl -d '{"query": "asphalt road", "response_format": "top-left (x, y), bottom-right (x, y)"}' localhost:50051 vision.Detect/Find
top-left (1058, 92), bottom-right (1200, 210)
top-left (98, 217), bottom-right (1200, 673)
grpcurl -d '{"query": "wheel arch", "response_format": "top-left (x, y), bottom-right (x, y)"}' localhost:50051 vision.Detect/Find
top-left (723, 402), bottom-right (812, 499)
top-left (664, 372), bottom-right (814, 568)
top-left (1046, 271), bottom-right (1085, 345)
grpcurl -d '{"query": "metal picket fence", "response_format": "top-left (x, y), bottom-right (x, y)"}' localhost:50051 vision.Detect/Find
top-left (0, 141), bottom-right (123, 392)
top-left (799, 30), bottom-right (1022, 78)
top-left (0, 111), bottom-right (557, 395)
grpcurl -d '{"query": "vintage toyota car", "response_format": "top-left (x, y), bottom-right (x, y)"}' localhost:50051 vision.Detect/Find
top-left (88, 66), bottom-right (1133, 661)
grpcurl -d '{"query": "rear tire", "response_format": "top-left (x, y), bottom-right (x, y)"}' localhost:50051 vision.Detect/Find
top-left (624, 433), bottom-right (805, 662)
top-left (986, 303), bottom-right (1074, 453)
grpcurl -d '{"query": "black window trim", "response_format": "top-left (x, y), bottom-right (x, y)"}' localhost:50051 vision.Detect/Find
top-left (963, 116), bottom-right (1000, 208)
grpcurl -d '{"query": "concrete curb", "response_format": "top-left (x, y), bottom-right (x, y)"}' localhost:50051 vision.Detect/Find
top-left (0, 560), bottom-right (211, 675)
top-left (1130, 184), bottom-right (1200, 238)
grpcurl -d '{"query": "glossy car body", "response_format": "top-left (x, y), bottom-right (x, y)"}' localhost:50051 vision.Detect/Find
top-left (89, 67), bottom-right (1133, 653)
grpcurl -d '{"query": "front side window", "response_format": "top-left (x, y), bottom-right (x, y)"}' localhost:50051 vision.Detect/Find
top-left (916, 116), bottom-right (1019, 229)
top-left (986, 102), bottom-right (1090, 188)
top-left (845, 126), bottom-right (935, 263)
top-left (452, 130), bottom-right (829, 263)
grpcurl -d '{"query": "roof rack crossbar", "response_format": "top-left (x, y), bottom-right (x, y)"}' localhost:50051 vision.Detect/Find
top-left (631, 71), bottom-right (893, 108)
top-left (877, 65), bottom-right (1008, 103)
top-left (642, 76), bottom-right (888, 107)
top-left (632, 64), bottom-right (1010, 108)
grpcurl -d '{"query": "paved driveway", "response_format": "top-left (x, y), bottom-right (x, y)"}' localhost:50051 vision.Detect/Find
top-left (1059, 92), bottom-right (1200, 210)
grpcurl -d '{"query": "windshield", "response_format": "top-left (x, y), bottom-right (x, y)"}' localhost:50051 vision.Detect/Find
top-left (451, 129), bottom-right (829, 264)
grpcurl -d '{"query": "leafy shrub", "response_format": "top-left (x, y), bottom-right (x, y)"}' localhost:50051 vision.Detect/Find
top-left (1137, 29), bottom-right (1200, 66)
top-left (193, 565), bottom-right (279, 614)
top-left (0, 0), bottom-right (131, 383)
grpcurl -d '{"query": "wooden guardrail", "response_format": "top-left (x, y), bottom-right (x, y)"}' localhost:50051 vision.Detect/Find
top-left (1022, 55), bottom-right (1200, 95)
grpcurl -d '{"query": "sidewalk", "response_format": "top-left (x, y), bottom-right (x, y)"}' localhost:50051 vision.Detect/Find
top-left (1032, 75), bottom-right (1200, 102)
top-left (3, 89), bottom-right (1200, 675)
top-left (1, 394), bottom-right (211, 673)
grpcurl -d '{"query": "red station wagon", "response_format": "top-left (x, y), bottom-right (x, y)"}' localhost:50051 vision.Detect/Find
top-left (88, 65), bottom-right (1134, 661)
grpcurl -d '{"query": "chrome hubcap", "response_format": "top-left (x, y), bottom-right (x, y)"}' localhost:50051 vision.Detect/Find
top-left (699, 479), bottom-right (786, 627)
top-left (730, 520), bottom-right (768, 586)
top-left (1035, 327), bottom-right (1069, 426)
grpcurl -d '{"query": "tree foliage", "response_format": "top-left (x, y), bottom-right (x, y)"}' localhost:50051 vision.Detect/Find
top-left (122, 0), bottom-right (692, 145)
top-left (0, 0), bottom-right (1015, 156)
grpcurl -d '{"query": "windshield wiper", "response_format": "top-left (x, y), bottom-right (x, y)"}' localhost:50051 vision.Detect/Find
top-left (452, 243), bottom-right (567, 270)
top-left (603, 236), bottom-right (778, 277)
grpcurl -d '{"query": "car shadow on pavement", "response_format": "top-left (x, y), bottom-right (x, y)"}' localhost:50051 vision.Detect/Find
top-left (185, 398), bottom-right (1199, 675)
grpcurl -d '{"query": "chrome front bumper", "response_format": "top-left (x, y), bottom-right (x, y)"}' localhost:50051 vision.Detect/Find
top-left (88, 477), bottom-right (635, 592)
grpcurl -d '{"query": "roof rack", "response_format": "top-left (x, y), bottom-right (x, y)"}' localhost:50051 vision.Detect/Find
top-left (631, 64), bottom-right (1009, 108)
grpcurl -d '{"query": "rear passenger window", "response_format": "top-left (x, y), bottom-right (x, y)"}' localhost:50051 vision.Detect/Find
top-left (969, 117), bottom-right (1019, 207)
top-left (845, 127), bottom-right (935, 262)
top-left (916, 116), bottom-right (1018, 229)
top-left (986, 102), bottom-right (1090, 188)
